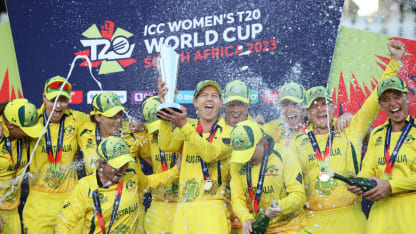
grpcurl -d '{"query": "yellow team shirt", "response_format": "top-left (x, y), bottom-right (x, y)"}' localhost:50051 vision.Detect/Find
top-left (230, 141), bottom-right (306, 232)
top-left (28, 105), bottom-right (89, 193)
top-left (294, 59), bottom-right (400, 211)
top-left (158, 117), bottom-right (232, 202)
top-left (360, 116), bottom-right (416, 194)
top-left (77, 121), bottom-right (150, 174)
top-left (55, 162), bottom-right (179, 233)
top-left (147, 131), bottom-right (179, 202)
top-left (263, 118), bottom-right (304, 146)
top-left (0, 118), bottom-right (30, 210)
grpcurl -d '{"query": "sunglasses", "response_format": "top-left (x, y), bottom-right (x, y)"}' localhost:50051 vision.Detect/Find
top-left (48, 81), bottom-right (71, 90)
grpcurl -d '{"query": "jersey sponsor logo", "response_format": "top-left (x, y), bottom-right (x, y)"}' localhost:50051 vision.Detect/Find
top-left (375, 136), bottom-right (383, 146)
top-left (41, 144), bottom-right (73, 154)
top-left (300, 137), bottom-right (310, 147)
top-left (378, 154), bottom-right (408, 165)
top-left (185, 155), bottom-right (201, 164)
top-left (111, 224), bottom-right (131, 233)
top-left (86, 138), bottom-right (96, 149)
top-left (265, 165), bottom-right (279, 176)
top-left (115, 202), bottom-right (138, 220)
top-left (126, 179), bottom-right (137, 192)
top-left (63, 202), bottom-right (70, 209)
top-left (238, 164), bottom-right (247, 175)
top-left (75, 20), bottom-right (137, 75)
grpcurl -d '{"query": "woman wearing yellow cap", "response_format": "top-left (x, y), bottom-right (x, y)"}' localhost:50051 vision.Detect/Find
top-left (56, 136), bottom-right (181, 233)
top-left (0, 98), bottom-right (43, 234)
top-left (22, 76), bottom-right (90, 233)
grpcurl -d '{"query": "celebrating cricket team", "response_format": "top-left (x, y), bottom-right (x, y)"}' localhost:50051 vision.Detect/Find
top-left (0, 40), bottom-right (413, 234)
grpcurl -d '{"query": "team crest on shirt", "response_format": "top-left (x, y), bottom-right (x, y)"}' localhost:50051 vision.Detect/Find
top-left (405, 134), bottom-right (415, 144)
top-left (110, 224), bottom-right (131, 233)
top-left (126, 180), bottom-right (137, 192)
top-left (375, 136), bottom-right (383, 146)
top-left (300, 137), bottom-right (310, 147)
top-left (64, 125), bottom-right (75, 136)
top-left (315, 174), bottom-right (338, 196)
top-left (182, 177), bottom-right (200, 202)
top-left (238, 164), bottom-right (247, 175)
top-left (98, 192), bottom-right (108, 204)
top-left (265, 165), bottom-right (279, 176)
top-left (44, 166), bottom-right (66, 189)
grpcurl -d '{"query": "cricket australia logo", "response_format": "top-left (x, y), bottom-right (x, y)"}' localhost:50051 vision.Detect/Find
top-left (75, 20), bottom-right (136, 74)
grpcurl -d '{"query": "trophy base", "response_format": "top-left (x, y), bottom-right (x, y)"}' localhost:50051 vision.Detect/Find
top-left (157, 102), bottom-right (182, 113)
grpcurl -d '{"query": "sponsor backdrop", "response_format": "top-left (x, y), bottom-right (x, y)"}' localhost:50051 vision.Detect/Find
top-left (328, 26), bottom-right (416, 127)
top-left (6, 0), bottom-right (344, 121)
top-left (0, 22), bottom-right (23, 102)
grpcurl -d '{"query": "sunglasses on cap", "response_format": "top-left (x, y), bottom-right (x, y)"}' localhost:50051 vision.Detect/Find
top-left (48, 81), bottom-right (71, 90)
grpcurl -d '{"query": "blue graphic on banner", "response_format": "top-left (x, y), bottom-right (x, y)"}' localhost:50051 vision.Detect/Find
top-left (6, 0), bottom-right (344, 121)
top-left (175, 90), bottom-right (194, 104)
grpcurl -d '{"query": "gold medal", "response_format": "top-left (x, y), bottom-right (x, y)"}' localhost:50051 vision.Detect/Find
top-left (319, 172), bottom-right (330, 182)
top-left (203, 180), bottom-right (212, 191)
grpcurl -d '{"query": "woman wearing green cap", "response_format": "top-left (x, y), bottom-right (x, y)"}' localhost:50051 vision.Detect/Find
top-left (56, 136), bottom-right (181, 233)
top-left (23, 75), bottom-right (91, 233)
top-left (0, 98), bottom-right (43, 234)
top-left (293, 40), bottom-right (405, 234)
top-left (157, 79), bottom-right (233, 233)
top-left (141, 96), bottom-right (179, 234)
top-left (347, 76), bottom-right (416, 233)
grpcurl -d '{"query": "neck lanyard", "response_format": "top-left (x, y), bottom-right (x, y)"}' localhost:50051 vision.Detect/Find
top-left (307, 127), bottom-right (334, 169)
top-left (5, 137), bottom-right (23, 178)
top-left (196, 120), bottom-right (219, 181)
top-left (43, 111), bottom-right (65, 168)
top-left (284, 120), bottom-right (307, 147)
top-left (159, 150), bottom-right (176, 172)
top-left (93, 179), bottom-right (123, 234)
top-left (95, 124), bottom-right (102, 146)
top-left (246, 143), bottom-right (270, 214)
top-left (384, 118), bottom-right (413, 178)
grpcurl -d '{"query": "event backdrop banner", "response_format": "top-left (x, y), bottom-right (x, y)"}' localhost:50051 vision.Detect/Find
top-left (6, 0), bottom-right (344, 121)
top-left (328, 26), bottom-right (416, 127)
top-left (0, 22), bottom-right (23, 102)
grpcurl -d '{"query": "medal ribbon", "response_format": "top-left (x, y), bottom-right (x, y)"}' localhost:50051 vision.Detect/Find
top-left (159, 150), bottom-right (176, 172)
top-left (5, 137), bottom-right (23, 178)
top-left (196, 120), bottom-right (218, 181)
top-left (384, 118), bottom-right (413, 177)
top-left (307, 127), bottom-right (334, 162)
top-left (93, 180), bottom-right (123, 234)
top-left (95, 124), bottom-right (102, 146)
top-left (43, 111), bottom-right (65, 167)
top-left (246, 143), bottom-right (270, 214)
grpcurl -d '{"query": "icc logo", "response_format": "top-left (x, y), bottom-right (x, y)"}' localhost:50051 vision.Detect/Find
top-left (75, 21), bottom-right (137, 74)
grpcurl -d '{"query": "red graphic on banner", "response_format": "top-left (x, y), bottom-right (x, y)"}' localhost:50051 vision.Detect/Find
top-left (0, 69), bottom-right (23, 102)
top-left (333, 37), bottom-right (416, 128)
top-left (69, 91), bottom-right (83, 104)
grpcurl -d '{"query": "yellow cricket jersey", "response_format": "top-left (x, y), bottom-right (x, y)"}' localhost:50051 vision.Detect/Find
top-left (28, 105), bottom-right (89, 194)
top-left (294, 59), bottom-right (400, 211)
top-left (147, 131), bottom-right (179, 202)
top-left (262, 119), bottom-right (303, 146)
top-left (0, 118), bottom-right (30, 210)
top-left (230, 142), bottom-right (306, 232)
top-left (77, 121), bottom-right (150, 174)
top-left (360, 116), bottom-right (416, 194)
top-left (158, 118), bottom-right (232, 202)
top-left (55, 162), bottom-right (179, 233)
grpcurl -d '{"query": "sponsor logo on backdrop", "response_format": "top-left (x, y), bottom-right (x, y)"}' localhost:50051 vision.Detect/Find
top-left (262, 90), bottom-right (279, 104)
top-left (250, 90), bottom-right (258, 104)
top-left (75, 20), bottom-right (137, 75)
top-left (175, 90), bottom-right (194, 104)
top-left (87, 90), bottom-right (127, 104)
top-left (131, 91), bottom-right (158, 104)
top-left (68, 91), bottom-right (83, 104)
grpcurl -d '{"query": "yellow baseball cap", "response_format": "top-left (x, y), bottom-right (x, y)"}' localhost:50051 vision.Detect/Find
top-left (4, 98), bottom-right (44, 138)
top-left (44, 75), bottom-right (72, 100)
top-left (141, 96), bottom-right (161, 133)
top-left (96, 136), bottom-right (135, 169)
top-left (230, 120), bottom-right (264, 163)
top-left (90, 91), bottom-right (128, 117)
top-left (223, 80), bottom-right (250, 105)
top-left (194, 80), bottom-right (222, 99)
top-left (278, 82), bottom-right (305, 104)
top-left (304, 86), bottom-right (333, 108)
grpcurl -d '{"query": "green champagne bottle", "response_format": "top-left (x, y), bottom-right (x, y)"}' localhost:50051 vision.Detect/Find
top-left (332, 173), bottom-right (377, 192)
top-left (251, 204), bottom-right (280, 234)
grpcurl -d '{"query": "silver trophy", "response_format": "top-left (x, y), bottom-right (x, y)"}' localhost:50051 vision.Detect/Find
top-left (157, 45), bottom-right (182, 113)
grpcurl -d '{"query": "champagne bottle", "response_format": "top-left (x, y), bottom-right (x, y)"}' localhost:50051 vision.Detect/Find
top-left (332, 173), bottom-right (377, 192)
top-left (251, 204), bottom-right (280, 234)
